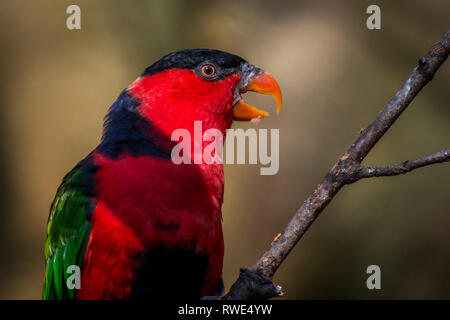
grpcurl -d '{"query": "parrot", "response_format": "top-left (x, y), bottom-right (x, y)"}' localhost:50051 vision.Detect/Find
top-left (42, 49), bottom-right (282, 300)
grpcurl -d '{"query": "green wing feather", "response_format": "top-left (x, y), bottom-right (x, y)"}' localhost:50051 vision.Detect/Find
top-left (43, 161), bottom-right (95, 300)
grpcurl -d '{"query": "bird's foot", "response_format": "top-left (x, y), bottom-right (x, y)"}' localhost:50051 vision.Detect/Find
top-left (200, 295), bottom-right (224, 300)
top-left (223, 268), bottom-right (283, 300)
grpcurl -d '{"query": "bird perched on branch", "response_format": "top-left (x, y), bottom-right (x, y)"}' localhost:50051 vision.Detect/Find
top-left (42, 49), bottom-right (282, 299)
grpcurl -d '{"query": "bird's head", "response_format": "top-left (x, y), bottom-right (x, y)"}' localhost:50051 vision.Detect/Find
top-left (127, 49), bottom-right (282, 137)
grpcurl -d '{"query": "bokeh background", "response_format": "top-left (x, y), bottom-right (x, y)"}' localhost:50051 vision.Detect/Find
top-left (0, 0), bottom-right (449, 299)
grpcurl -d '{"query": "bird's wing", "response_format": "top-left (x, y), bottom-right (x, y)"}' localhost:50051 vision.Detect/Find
top-left (43, 159), bottom-right (96, 300)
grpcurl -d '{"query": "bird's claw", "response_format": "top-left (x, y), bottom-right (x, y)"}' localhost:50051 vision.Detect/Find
top-left (200, 295), bottom-right (224, 300)
top-left (224, 268), bottom-right (283, 300)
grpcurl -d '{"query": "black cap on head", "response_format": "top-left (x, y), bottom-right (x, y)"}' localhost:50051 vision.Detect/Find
top-left (141, 49), bottom-right (248, 81)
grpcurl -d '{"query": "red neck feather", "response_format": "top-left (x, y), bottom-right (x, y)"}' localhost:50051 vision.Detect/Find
top-left (128, 69), bottom-right (241, 139)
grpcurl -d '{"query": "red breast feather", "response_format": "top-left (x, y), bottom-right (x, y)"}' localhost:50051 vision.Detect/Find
top-left (76, 68), bottom-right (241, 299)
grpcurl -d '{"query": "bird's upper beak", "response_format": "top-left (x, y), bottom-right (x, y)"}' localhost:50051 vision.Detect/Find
top-left (233, 70), bottom-right (282, 121)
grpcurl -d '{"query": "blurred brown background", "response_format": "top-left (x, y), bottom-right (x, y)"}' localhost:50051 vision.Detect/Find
top-left (0, 0), bottom-right (449, 299)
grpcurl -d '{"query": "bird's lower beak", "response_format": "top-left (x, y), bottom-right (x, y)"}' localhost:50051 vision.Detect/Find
top-left (233, 71), bottom-right (282, 121)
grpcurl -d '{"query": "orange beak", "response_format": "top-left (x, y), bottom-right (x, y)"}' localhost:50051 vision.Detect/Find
top-left (233, 71), bottom-right (282, 121)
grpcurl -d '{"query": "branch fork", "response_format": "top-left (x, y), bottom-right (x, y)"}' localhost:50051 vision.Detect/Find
top-left (224, 27), bottom-right (450, 300)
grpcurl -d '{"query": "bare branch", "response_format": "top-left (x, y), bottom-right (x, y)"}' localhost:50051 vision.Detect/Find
top-left (356, 150), bottom-right (450, 179)
top-left (224, 27), bottom-right (450, 300)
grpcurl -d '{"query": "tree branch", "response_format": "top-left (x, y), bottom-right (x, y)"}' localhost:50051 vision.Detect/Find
top-left (224, 27), bottom-right (450, 300)
top-left (356, 149), bottom-right (450, 179)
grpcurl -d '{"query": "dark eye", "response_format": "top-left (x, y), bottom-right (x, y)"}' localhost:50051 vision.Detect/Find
top-left (201, 64), bottom-right (216, 77)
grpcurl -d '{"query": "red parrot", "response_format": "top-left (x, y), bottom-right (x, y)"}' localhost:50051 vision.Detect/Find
top-left (42, 49), bottom-right (282, 299)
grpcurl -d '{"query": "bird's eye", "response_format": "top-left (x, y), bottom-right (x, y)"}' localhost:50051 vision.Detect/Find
top-left (201, 64), bottom-right (216, 77)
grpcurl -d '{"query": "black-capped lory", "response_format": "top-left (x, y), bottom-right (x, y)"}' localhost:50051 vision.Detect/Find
top-left (43, 49), bottom-right (282, 299)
